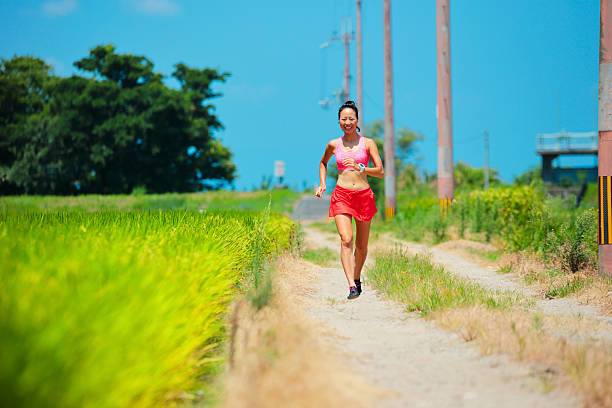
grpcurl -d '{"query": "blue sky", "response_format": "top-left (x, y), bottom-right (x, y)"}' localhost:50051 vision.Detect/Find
top-left (1, 0), bottom-right (600, 191)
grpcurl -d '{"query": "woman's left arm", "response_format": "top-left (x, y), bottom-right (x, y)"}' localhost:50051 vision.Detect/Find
top-left (365, 138), bottom-right (384, 178)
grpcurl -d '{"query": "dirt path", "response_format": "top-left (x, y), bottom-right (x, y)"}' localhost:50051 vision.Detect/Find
top-left (301, 226), bottom-right (579, 408)
top-left (383, 237), bottom-right (612, 346)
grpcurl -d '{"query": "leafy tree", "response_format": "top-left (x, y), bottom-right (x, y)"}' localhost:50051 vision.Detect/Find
top-left (172, 63), bottom-right (234, 189)
top-left (0, 56), bottom-right (53, 193)
top-left (74, 44), bottom-right (162, 88)
top-left (453, 161), bottom-right (501, 191)
top-left (362, 120), bottom-right (424, 168)
top-left (360, 119), bottom-right (424, 199)
top-left (514, 165), bottom-right (542, 186)
top-left (0, 45), bottom-right (236, 194)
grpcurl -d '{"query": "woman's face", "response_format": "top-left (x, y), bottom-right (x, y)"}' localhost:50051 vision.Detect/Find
top-left (339, 108), bottom-right (357, 134)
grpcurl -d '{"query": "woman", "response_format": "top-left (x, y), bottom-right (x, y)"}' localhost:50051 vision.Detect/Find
top-left (315, 101), bottom-right (384, 300)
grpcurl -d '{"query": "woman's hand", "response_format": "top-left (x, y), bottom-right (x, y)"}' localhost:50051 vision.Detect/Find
top-left (342, 157), bottom-right (360, 171)
top-left (315, 184), bottom-right (326, 198)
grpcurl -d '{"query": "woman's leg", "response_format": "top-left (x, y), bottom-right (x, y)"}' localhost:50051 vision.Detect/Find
top-left (334, 214), bottom-right (356, 287)
top-left (354, 219), bottom-right (372, 281)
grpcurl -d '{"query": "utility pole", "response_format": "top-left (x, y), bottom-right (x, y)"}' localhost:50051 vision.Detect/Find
top-left (484, 131), bottom-right (490, 190)
top-left (319, 18), bottom-right (354, 108)
top-left (436, 0), bottom-right (454, 211)
top-left (598, 0), bottom-right (612, 277)
top-left (356, 0), bottom-right (363, 124)
top-left (383, 0), bottom-right (396, 219)
top-left (342, 17), bottom-right (351, 101)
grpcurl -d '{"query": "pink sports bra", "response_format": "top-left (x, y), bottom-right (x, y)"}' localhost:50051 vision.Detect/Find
top-left (335, 136), bottom-right (370, 172)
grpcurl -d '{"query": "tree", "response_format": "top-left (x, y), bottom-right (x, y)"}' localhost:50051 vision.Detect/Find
top-left (453, 161), bottom-right (501, 191)
top-left (361, 120), bottom-right (424, 168)
top-left (360, 119), bottom-right (424, 199)
top-left (0, 56), bottom-right (53, 194)
top-left (172, 63), bottom-right (235, 189)
top-left (513, 166), bottom-right (541, 186)
top-left (0, 45), bottom-right (236, 194)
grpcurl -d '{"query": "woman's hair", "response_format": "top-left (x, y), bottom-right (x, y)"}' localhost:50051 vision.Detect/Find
top-left (338, 100), bottom-right (361, 132)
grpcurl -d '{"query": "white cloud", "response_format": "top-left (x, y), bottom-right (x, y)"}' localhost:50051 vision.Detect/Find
top-left (133, 0), bottom-right (180, 16)
top-left (42, 0), bottom-right (77, 17)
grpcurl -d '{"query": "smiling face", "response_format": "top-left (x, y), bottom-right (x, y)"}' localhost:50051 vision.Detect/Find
top-left (339, 107), bottom-right (358, 135)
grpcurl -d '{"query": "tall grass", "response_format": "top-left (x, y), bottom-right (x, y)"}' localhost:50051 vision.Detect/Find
top-left (246, 199), bottom-right (274, 310)
top-left (0, 208), bottom-right (293, 407)
top-left (0, 189), bottom-right (300, 214)
top-left (367, 249), bottom-right (518, 315)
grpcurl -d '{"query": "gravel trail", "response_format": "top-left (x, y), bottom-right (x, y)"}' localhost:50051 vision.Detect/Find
top-left (385, 238), bottom-right (612, 346)
top-left (301, 225), bottom-right (579, 408)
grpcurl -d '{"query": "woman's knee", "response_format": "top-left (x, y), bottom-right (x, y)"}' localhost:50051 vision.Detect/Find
top-left (355, 242), bottom-right (368, 255)
top-left (339, 234), bottom-right (353, 248)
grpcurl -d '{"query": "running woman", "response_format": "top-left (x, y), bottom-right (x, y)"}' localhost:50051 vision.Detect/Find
top-left (314, 101), bottom-right (384, 300)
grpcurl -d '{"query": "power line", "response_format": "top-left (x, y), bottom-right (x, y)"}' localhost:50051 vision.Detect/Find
top-left (319, 14), bottom-right (353, 108)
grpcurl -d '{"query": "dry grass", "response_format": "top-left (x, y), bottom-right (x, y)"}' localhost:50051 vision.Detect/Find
top-left (434, 306), bottom-right (612, 407)
top-left (499, 252), bottom-right (612, 315)
top-left (433, 239), bottom-right (501, 269)
top-left (219, 255), bottom-right (383, 408)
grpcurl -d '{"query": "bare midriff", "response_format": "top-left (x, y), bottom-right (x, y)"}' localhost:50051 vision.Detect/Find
top-left (337, 169), bottom-right (369, 190)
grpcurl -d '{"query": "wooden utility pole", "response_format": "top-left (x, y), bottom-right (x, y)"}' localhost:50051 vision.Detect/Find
top-left (598, 0), bottom-right (612, 277)
top-left (436, 0), bottom-right (454, 211)
top-left (383, 0), bottom-right (396, 219)
top-left (484, 131), bottom-right (490, 190)
top-left (356, 0), bottom-right (363, 124)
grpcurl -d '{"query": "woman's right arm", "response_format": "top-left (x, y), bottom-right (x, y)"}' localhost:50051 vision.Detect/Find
top-left (315, 141), bottom-right (335, 197)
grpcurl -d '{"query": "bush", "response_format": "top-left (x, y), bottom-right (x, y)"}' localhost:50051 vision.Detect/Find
top-left (550, 209), bottom-right (598, 273)
top-left (428, 207), bottom-right (448, 243)
top-left (392, 185), bottom-right (599, 275)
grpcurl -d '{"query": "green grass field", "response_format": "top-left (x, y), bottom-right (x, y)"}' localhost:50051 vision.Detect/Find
top-left (0, 192), bottom-right (296, 407)
top-left (0, 189), bottom-right (301, 214)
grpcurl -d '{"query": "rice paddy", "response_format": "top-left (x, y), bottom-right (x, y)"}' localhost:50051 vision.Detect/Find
top-left (0, 193), bottom-right (296, 407)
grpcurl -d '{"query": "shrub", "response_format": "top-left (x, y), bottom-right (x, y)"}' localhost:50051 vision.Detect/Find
top-left (428, 207), bottom-right (448, 243)
top-left (393, 185), bottom-right (599, 274)
top-left (553, 209), bottom-right (598, 273)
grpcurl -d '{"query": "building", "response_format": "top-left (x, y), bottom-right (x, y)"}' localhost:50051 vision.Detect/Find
top-left (536, 131), bottom-right (598, 184)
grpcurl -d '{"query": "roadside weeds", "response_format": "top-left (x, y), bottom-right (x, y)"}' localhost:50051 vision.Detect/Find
top-left (499, 252), bottom-right (612, 315)
top-left (220, 255), bottom-right (381, 408)
top-left (368, 250), bottom-right (612, 408)
top-left (435, 306), bottom-right (612, 408)
top-left (423, 235), bottom-right (611, 315)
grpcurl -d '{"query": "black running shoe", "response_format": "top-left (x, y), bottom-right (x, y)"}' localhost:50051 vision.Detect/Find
top-left (355, 280), bottom-right (362, 294)
top-left (347, 286), bottom-right (360, 300)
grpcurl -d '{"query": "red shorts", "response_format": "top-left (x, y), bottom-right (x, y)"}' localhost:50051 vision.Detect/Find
top-left (329, 185), bottom-right (377, 222)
